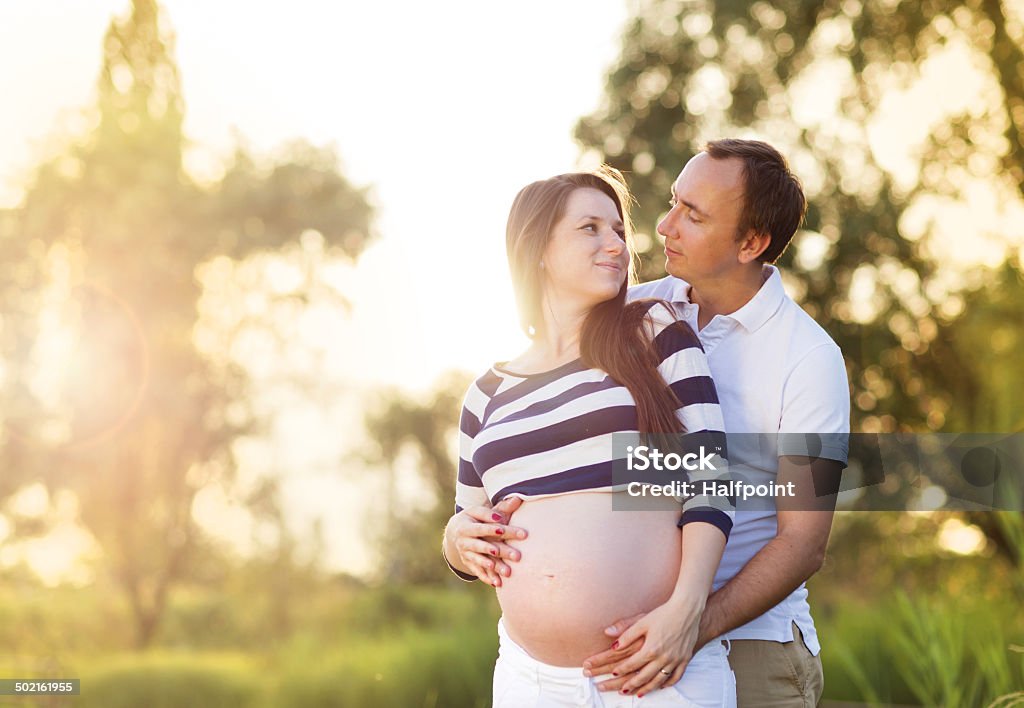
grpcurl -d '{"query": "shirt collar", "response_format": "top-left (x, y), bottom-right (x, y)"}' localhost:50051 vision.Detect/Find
top-left (668, 265), bottom-right (786, 333)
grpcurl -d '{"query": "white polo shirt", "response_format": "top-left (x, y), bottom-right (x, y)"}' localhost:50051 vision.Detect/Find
top-left (629, 265), bottom-right (850, 655)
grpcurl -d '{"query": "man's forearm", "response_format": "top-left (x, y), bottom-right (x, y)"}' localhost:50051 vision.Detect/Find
top-left (697, 457), bottom-right (840, 647)
top-left (696, 530), bottom-right (824, 647)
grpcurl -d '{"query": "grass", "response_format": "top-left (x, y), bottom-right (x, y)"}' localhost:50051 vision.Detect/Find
top-left (0, 562), bottom-right (1021, 707)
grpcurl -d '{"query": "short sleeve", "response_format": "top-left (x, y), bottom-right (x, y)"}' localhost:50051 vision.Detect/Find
top-left (645, 302), bottom-right (734, 539)
top-left (454, 384), bottom-right (489, 514)
top-left (777, 344), bottom-right (850, 465)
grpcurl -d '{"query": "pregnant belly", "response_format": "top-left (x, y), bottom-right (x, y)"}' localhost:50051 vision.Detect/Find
top-left (496, 492), bottom-right (682, 666)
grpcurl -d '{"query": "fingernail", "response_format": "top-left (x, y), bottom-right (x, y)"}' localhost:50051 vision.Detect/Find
top-left (605, 626), bottom-right (616, 633)
top-left (621, 689), bottom-right (629, 695)
top-left (582, 670), bottom-right (592, 677)
top-left (611, 641), bottom-right (619, 650)
top-left (582, 662), bottom-right (591, 670)
top-left (491, 513), bottom-right (503, 522)
top-left (517, 530), bottom-right (527, 539)
top-left (637, 693), bottom-right (645, 698)
top-left (495, 528), bottom-right (504, 535)
top-left (612, 671), bottom-right (618, 677)
top-left (490, 549), bottom-right (498, 555)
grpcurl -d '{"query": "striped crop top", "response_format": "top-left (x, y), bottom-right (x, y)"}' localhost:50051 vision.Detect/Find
top-left (454, 301), bottom-right (734, 539)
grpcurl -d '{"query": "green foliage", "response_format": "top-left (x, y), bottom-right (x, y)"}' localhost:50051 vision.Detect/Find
top-left (574, 0), bottom-right (1024, 436)
top-left (274, 624), bottom-right (494, 708)
top-left (363, 372), bottom-right (473, 585)
top-left (0, 583), bottom-right (497, 708)
top-left (811, 510), bottom-right (1024, 705)
top-left (996, 511), bottom-right (1024, 571)
top-left (340, 584), bottom-right (497, 638)
top-left (3, 575), bottom-right (1023, 707)
top-left (0, 583), bottom-right (132, 659)
top-left (990, 689), bottom-right (1024, 708)
top-left (78, 654), bottom-right (260, 708)
top-left (271, 588), bottom-right (498, 707)
top-left (824, 602), bottom-right (914, 705)
top-left (821, 592), bottom-right (1024, 707)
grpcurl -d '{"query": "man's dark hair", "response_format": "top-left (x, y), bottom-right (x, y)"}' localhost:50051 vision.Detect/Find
top-left (704, 139), bottom-right (807, 264)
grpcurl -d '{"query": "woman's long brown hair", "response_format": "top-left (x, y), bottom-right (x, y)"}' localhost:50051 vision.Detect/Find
top-left (505, 166), bottom-right (684, 435)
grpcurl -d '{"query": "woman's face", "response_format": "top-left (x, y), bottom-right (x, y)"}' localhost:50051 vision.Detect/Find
top-left (540, 187), bottom-right (628, 313)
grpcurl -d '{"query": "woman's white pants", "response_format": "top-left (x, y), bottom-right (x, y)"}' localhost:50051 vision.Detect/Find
top-left (493, 618), bottom-right (737, 707)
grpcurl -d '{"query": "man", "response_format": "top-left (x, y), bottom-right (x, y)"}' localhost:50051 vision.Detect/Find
top-left (444, 139), bottom-right (850, 706)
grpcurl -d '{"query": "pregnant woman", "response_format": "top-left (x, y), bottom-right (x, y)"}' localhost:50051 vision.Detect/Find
top-left (442, 168), bottom-right (736, 706)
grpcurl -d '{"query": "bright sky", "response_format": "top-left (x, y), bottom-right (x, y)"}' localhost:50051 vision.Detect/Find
top-left (2, 0), bottom-right (633, 388)
top-left (0, 0), bottom-right (631, 579)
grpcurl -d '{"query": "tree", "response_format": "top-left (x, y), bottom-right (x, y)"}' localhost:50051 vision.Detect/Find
top-left (574, 0), bottom-right (1024, 573)
top-left (363, 372), bottom-right (471, 585)
top-left (0, 0), bottom-right (374, 648)
top-left (575, 0), bottom-right (1024, 435)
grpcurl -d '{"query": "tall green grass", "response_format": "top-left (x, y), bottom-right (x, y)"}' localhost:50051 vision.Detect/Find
top-left (822, 590), bottom-right (1024, 706)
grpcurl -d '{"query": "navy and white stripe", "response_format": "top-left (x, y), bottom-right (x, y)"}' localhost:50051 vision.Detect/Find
top-left (454, 301), bottom-right (733, 537)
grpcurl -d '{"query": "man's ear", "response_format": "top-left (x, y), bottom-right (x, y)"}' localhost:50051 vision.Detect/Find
top-left (738, 230), bottom-right (771, 264)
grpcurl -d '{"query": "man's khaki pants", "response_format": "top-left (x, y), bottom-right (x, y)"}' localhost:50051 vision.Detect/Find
top-left (726, 622), bottom-right (824, 707)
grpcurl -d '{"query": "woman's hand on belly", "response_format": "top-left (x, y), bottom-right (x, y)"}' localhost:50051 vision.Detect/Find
top-left (445, 497), bottom-right (528, 586)
top-left (591, 592), bottom-right (706, 698)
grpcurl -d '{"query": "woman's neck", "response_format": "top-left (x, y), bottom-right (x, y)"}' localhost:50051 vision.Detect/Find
top-left (508, 297), bottom-right (588, 373)
top-left (536, 296), bottom-right (588, 358)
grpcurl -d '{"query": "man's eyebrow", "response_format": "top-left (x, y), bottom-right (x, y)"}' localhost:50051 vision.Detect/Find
top-left (670, 184), bottom-right (706, 215)
top-left (678, 199), bottom-right (709, 218)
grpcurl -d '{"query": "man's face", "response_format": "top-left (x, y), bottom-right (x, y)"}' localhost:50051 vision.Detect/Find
top-left (656, 153), bottom-right (748, 284)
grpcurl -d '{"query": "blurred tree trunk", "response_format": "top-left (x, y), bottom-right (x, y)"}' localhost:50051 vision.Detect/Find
top-left (363, 372), bottom-right (470, 584)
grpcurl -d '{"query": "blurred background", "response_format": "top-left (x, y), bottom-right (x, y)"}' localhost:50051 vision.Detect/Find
top-left (0, 0), bottom-right (1022, 706)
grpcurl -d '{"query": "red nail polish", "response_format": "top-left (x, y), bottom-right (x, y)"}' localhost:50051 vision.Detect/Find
top-left (611, 641), bottom-right (619, 649)
top-left (612, 672), bottom-right (618, 677)
top-left (491, 513), bottom-right (503, 522)
top-left (495, 528), bottom-right (504, 535)
top-left (490, 549), bottom-right (498, 555)
top-left (638, 693), bottom-right (645, 698)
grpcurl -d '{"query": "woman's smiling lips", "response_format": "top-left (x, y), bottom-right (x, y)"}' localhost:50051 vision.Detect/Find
top-left (664, 245), bottom-right (682, 258)
top-left (596, 261), bottom-right (623, 273)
